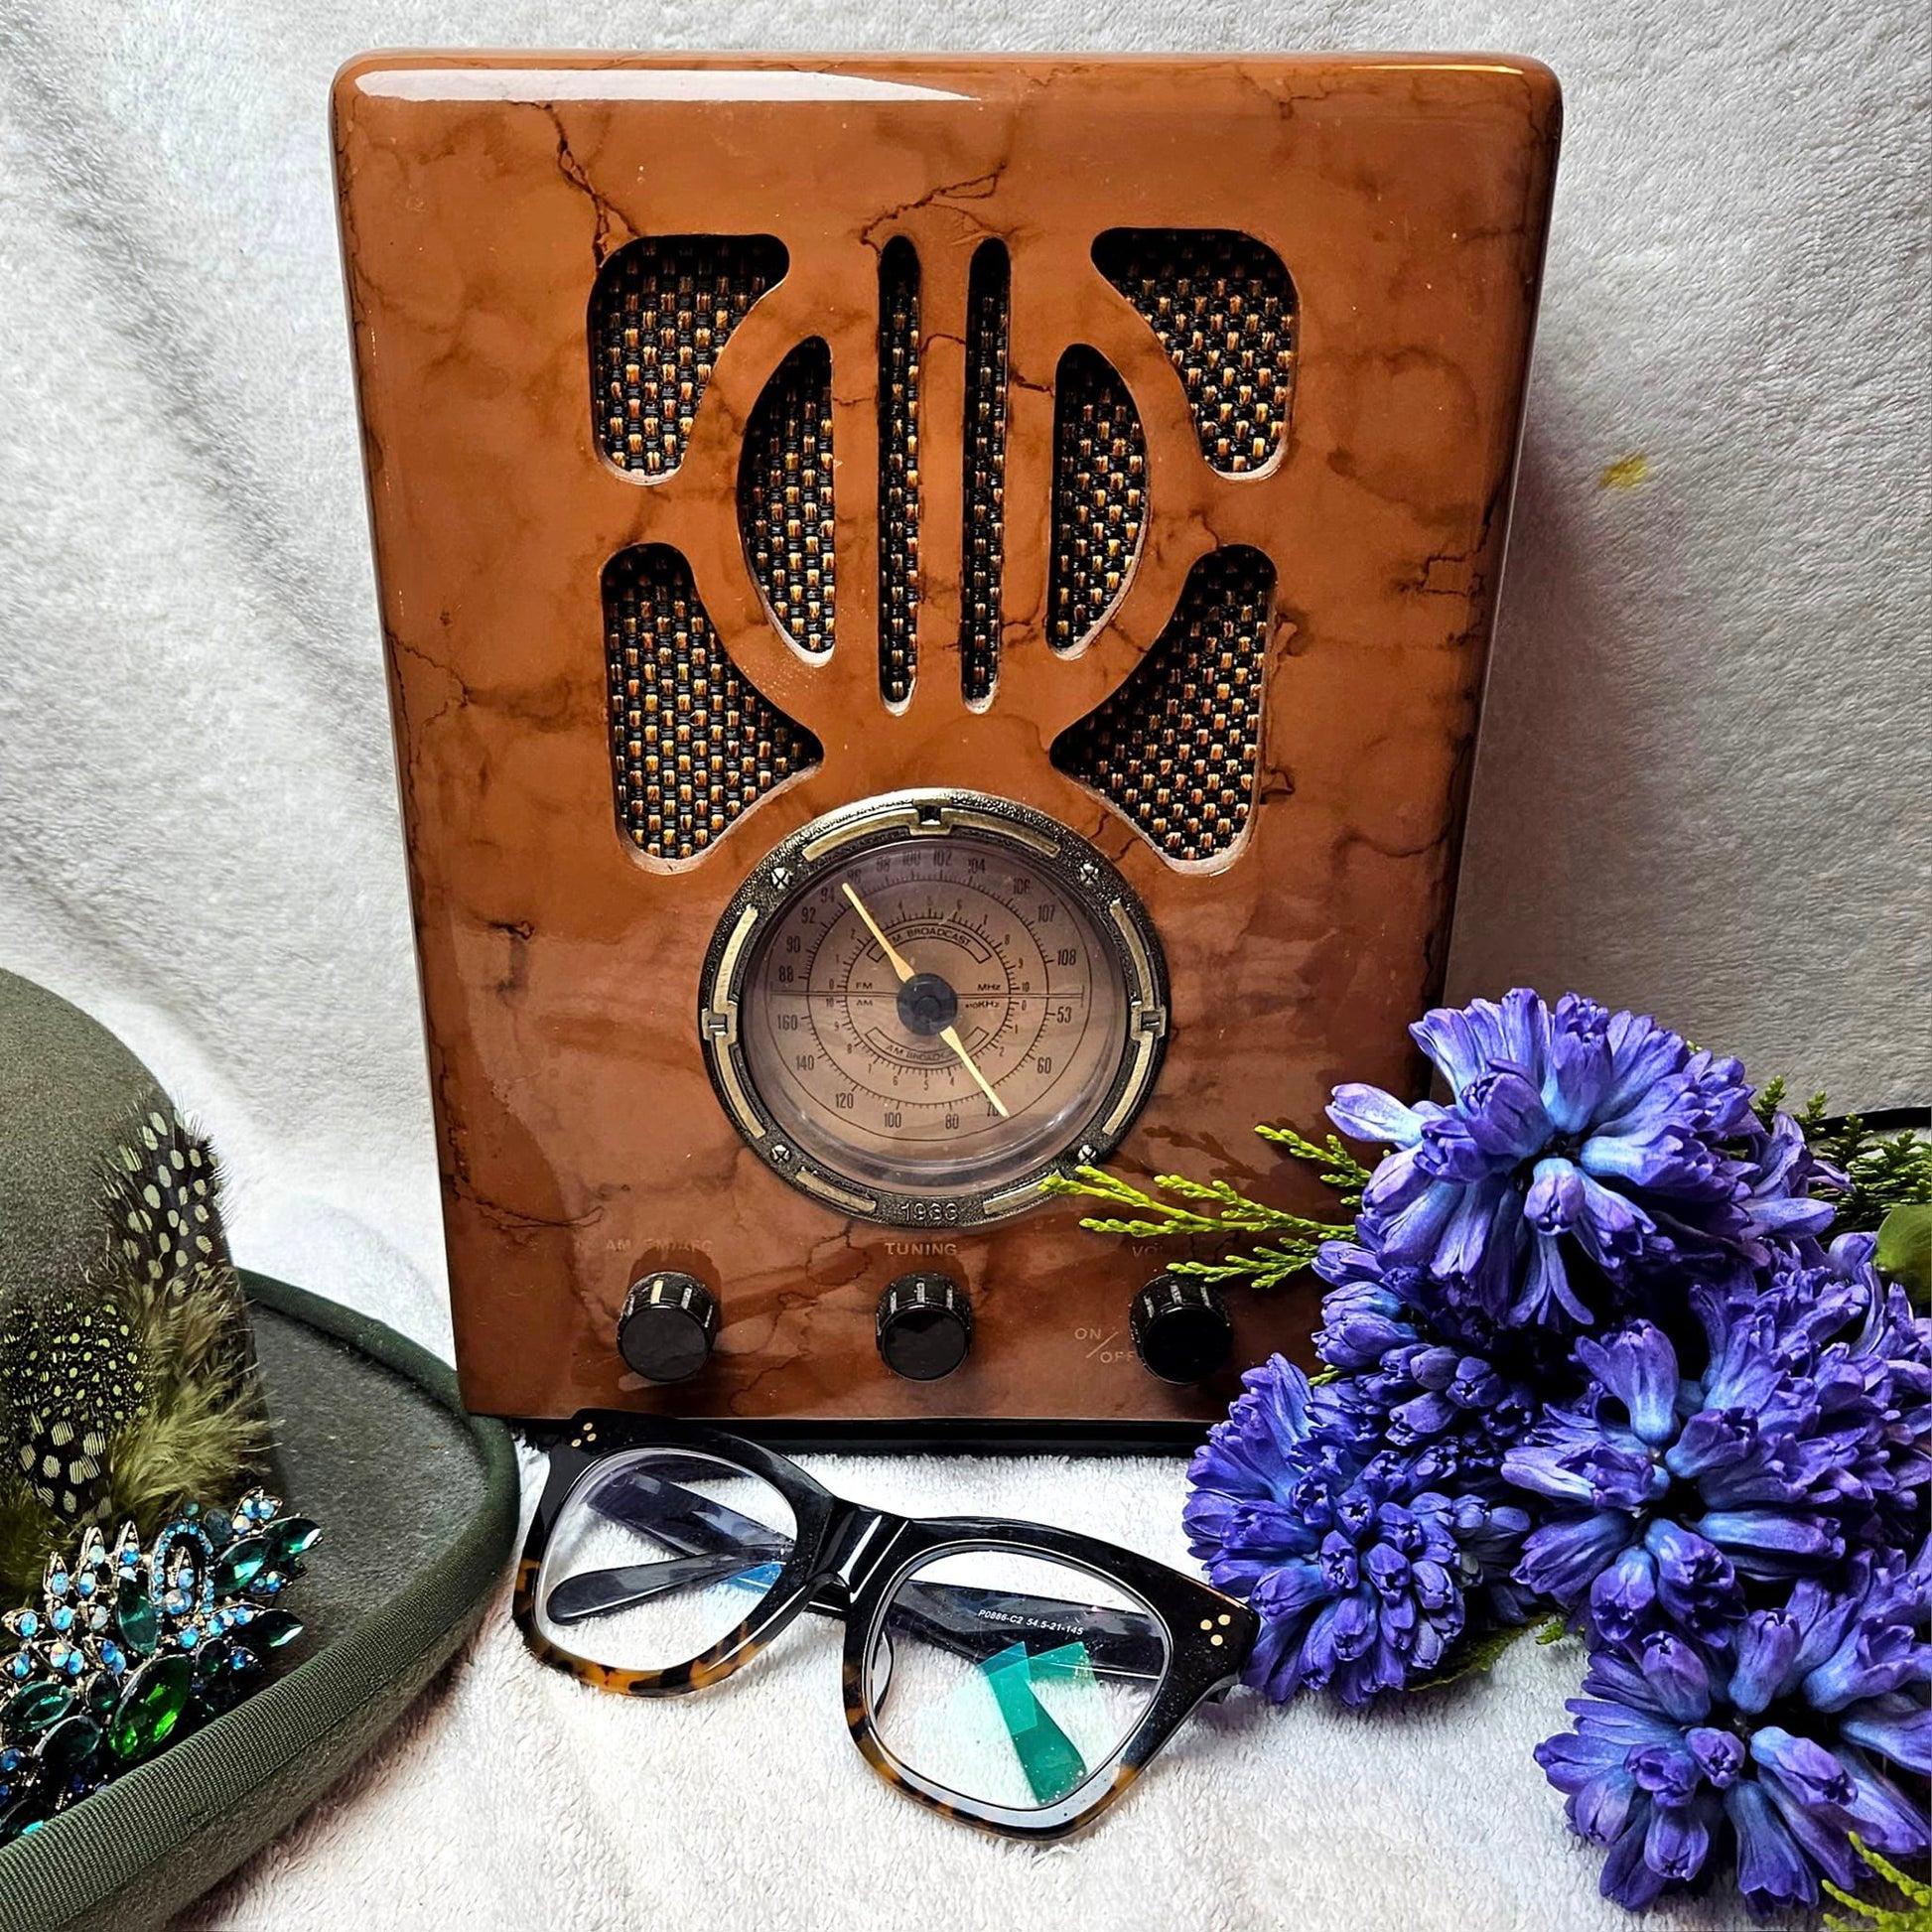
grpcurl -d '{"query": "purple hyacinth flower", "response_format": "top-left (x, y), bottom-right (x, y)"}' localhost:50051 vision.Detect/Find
top-left (1311, 1241), bottom-right (1542, 1486)
top-left (1504, 1272), bottom-right (1926, 1608)
top-left (1184, 1356), bottom-right (1529, 1707)
top-left (1326, 991), bottom-right (1807, 1333)
top-left (1536, 1560), bottom-right (1929, 1912)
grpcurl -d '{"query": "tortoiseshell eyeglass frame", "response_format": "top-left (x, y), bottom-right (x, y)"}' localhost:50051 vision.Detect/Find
top-left (514, 1411), bottom-right (1259, 1839)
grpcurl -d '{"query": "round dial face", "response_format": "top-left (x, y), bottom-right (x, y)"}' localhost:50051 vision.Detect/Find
top-left (700, 793), bottom-right (1167, 1226)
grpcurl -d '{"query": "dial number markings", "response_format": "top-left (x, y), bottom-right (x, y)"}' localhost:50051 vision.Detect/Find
top-left (740, 835), bottom-right (1125, 1198)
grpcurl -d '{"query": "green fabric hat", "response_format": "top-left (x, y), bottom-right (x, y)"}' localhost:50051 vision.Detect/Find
top-left (0, 971), bottom-right (517, 1930)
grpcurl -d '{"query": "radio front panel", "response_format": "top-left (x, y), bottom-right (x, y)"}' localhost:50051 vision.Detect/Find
top-left (334, 54), bottom-right (1560, 1430)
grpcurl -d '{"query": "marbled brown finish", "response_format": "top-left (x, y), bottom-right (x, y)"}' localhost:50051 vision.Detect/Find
top-left (333, 54), bottom-right (1561, 1426)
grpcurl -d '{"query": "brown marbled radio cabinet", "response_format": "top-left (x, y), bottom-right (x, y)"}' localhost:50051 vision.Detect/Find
top-left (333, 53), bottom-right (1560, 1439)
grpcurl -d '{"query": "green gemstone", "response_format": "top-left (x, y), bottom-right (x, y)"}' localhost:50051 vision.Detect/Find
top-left (36, 1714), bottom-right (101, 1778)
top-left (108, 1655), bottom-right (192, 1762)
top-left (261, 1519), bottom-right (321, 1569)
top-left (2, 1681), bottom-right (73, 1737)
top-left (209, 1535), bottom-right (269, 1594)
top-left (194, 1639), bottom-right (257, 1714)
top-left (0, 1794), bottom-right (47, 1841)
top-left (248, 1610), bottom-right (304, 1650)
top-left (192, 1636), bottom-right (235, 1692)
top-left (117, 1576), bottom-right (158, 1658)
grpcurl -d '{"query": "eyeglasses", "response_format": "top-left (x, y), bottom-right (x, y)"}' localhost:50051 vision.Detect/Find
top-left (515, 1414), bottom-right (1258, 1838)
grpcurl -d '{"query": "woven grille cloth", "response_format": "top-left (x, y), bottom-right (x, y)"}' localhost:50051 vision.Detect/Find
top-left (1054, 546), bottom-right (1274, 862)
top-left (592, 235), bottom-right (787, 476)
top-left (1094, 228), bottom-right (1296, 476)
top-left (604, 544), bottom-right (820, 862)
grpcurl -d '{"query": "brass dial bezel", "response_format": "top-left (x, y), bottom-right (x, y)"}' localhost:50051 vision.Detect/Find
top-left (697, 790), bottom-right (1169, 1228)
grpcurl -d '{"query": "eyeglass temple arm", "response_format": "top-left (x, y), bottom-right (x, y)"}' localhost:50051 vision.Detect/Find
top-left (563, 1468), bottom-right (1168, 1678)
top-left (544, 1549), bottom-right (782, 1624)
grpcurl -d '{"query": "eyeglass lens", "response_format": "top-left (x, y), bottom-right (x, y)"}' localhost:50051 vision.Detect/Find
top-left (867, 1548), bottom-right (1169, 1811)
top-left (535, 1449), bottom-right (798, 1671)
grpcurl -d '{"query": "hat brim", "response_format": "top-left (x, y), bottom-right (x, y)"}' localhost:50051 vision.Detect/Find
top-left (0, 1271), bottom-right (518, 1932)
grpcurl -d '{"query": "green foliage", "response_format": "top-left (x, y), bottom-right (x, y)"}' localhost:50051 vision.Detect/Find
top-left (1875, 1203), bottom-right (1932, 1306)
top-left (1756, 1081), bottom-right (1932, 1237)
top-left (1251, 1125), bottom-right (1374, 1207)
top-left (1822, 1837), bottom-right (1932, 1932)
top-left (1042, 1124), bottom-right (1360, 1294)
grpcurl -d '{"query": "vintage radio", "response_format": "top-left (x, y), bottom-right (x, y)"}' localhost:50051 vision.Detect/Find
top-left (333, 53), bottom-right (1560, 1438)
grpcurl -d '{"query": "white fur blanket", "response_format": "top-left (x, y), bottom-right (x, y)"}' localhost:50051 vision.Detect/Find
top-left (0, 3), bottom-right (1925, 1928)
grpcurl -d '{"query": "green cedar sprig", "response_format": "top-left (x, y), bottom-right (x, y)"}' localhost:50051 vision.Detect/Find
top-left (1822, 1837), bottom-right (1932, 1932)
top-left (1039, 1125), bottom-right (1366, 1294)
top-left (1754, 1080), bottom-right (1932, 1234)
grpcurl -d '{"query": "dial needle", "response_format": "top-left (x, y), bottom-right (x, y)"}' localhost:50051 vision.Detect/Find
top-left (839, 881), bottom-right (1010, 1118)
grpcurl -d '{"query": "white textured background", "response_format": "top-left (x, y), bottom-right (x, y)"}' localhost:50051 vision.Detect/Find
top-left (0, 6), bottom-right (1926, 1929)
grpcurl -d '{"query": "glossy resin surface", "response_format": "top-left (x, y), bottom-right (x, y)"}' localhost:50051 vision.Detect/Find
top-left (334, 53), bottom-right (1560, 1428)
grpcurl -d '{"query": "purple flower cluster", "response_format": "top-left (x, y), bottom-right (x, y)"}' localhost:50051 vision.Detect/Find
top-left (1184, 1355), bottom-right (1528, 1706)
top-left (1182, 989), bottom-right (1930, 1918)
top-left (1539, 1547), bottom-right (1931, 1912)
top-left (1328, 990), bottom-right (1834, 1325)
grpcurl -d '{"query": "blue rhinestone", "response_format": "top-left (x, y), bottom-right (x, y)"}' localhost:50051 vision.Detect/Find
top-left (63, 1654), bottom-right (83, 1678)
top-left (0, 1749), bottom-right (20, 1772)
top-left (9, 1656), bottom-right (30, 1680)
top-left (99, 1643), bottom-right (124, 1671)
top-left (49, 1572), bottom-right (69, 1595)
top-left (16, 1613), bottom-right (38, 1639)
top-left (51, 1607), bottom-right (73, 1633)
top-left (177, 1630), bottom-right (197, 1649)
top-left (76, 1578), bottom-right (94, 1599)
top-left (231, 1605), bottom-right (254, 1626)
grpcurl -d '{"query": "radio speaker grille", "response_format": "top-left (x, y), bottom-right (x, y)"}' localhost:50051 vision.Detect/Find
top-left (1093, 229), bottom-right (1295, 476)
top-left (1048, 346), bottom-right (1146, 651)
top-left (592, 235), bottom-right (787, 476)
top-left (959, 242), bottom-right (1011, 704)
top-left (1053, 546), bottom-right (1274, 863)
top-left (604, 544), bottom-right (821, 862)
top-left (739, 340), bottom-right (836, 656)
top-left (878, 239), bottom-right (922, 705)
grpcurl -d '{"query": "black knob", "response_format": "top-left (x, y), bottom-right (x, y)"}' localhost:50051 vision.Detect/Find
top-left (1130, 1275), bottom-right (1233, 1384)
top-left (617, 1272), bottom-right (719, 1383)
top-left (876, 1274), bottom-right (973, 1381)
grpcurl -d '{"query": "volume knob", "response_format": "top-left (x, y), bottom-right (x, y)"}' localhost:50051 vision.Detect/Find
top-left (876, 1274), bottom-right (973, 1381)
top-left (1130, 1274), bottom-right (1234, 1384)
top-left (616, 1272), bottom-right (719, 1383)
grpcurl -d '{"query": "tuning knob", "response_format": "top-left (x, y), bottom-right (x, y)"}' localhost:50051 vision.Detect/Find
top-left (1130, 1274), bottom-right (1234, 1384)
top-left (876, 1274), bottom-right (973, 1381)
top-left (617, 1272), bottom-right (719, 1383)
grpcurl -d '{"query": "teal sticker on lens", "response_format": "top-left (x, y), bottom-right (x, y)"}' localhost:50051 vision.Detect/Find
top-left (979, 1640), bottom-right (1096, 1805)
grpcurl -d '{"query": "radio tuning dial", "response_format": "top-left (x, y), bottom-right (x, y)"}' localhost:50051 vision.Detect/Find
top-left (876, 1274), bottom-right (973, 1381)
top-left (1130, 1274), bottom-right (1233, 1384)
top-left (697, 791), bottom-right (1168, 1230)
top-left (617, 1272), bottom-right (719, 1383)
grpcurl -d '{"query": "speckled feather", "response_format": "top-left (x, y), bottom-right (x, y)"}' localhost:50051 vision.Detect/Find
top-left (0, 1106), bottom-right (264, 1599)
